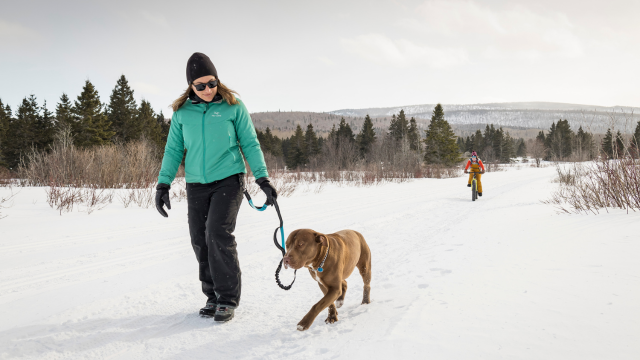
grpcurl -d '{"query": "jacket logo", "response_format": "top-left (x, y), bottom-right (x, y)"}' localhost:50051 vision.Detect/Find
top-left (212, 112), bottom-right (221, 117)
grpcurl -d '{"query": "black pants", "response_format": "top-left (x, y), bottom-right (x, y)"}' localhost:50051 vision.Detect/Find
top-left (186, 174), bottom-right (244, 308)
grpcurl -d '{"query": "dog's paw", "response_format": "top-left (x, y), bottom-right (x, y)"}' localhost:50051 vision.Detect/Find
top-left (325, 314), bottom-right (339, 324)
top-left (335, 299), bottom-right (344, 308)
top-left (297, 320), bottom-right (311, 331)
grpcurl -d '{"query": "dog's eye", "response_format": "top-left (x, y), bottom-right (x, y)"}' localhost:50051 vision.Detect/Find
top-left (298, 242), bottom-right (304, 247)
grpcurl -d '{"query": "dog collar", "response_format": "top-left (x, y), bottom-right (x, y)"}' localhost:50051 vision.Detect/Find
top-left (317, 243), bottom-right (329, 272)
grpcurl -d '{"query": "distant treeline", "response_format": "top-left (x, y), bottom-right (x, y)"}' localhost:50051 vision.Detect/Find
top-left (0, 75), bottom-right (169, 169)
top-left (256, 104), bottom-right (464, 171)
top-left (534, 120), bottom-right (640, 161)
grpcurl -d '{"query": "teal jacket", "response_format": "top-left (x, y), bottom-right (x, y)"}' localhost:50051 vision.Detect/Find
top-left (157, 96), bottom-right (268, 185)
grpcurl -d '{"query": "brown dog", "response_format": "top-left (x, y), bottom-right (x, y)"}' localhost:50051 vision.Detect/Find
top-left (283, 229), bottom-right (372, 331)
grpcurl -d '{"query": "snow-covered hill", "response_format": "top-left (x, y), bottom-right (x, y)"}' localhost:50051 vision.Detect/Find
top-left (1, 166), bottom-right (638, 359)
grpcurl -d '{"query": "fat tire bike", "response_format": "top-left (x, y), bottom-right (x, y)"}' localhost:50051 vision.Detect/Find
top-left (468, 171), bottom-right (482, 202)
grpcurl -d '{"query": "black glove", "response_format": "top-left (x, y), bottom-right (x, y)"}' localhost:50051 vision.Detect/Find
top-left (256, 177), bottom-right (278, 206)
top-left (155, 183), bottom-right (171, 217)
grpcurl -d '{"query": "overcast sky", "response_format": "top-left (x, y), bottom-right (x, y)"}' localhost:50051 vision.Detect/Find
top-left (1, 0), bottom-right (639, 116)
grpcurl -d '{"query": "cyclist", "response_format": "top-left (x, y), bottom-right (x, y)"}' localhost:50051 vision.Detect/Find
top-left (464, 151), bottom-right (485, 196)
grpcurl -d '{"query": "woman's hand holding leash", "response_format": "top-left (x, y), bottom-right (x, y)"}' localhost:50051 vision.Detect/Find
top-left (256, 177), bottom-right (278, 206)
top-left (155, 183), bottom-right (171, 217)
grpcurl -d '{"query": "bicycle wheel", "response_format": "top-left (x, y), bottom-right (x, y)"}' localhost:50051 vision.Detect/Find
top-left (472, 179), bottom-right (477, 201)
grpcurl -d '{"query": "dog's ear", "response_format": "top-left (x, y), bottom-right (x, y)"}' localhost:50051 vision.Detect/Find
top-left (315, 234), bottom-right (328, 246)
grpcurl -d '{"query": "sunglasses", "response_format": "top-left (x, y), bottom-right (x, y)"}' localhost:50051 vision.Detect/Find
top-left (193, 79), bottom-right (219, 91)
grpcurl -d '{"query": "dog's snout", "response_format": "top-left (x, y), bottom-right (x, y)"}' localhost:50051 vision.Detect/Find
top-left (283, 256), bottom-right (291, 269)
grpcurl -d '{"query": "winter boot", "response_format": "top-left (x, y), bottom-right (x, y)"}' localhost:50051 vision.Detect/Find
top-left (214, 305), bottom-right (235, 322)
top-left (478, 192), bottom-right (482, 197)
top-left (199, 302), bottom-right (217, 317)
top-left (467, 184), bottom-right (471, 187)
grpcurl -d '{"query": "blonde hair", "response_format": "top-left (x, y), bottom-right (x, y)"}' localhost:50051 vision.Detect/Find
top-left (171, 81), bottom-right (239, 112)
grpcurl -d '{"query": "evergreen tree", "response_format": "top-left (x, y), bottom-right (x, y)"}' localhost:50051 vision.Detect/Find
top-left (138, 99), bottom-right (162, 146)
top-left (388, 109), bottom-right (409, 141)
top-left (157, 111), bottom-right (170, 149)
top-left (55, 93), bottom-right (75, 132)
top-left (516, 138), bottom-right (527, 158)
top-left (615, 131), bottom-right (625, 157)
top-left (286, 124), bottom-right (306, 169)
top-left (464, 136), bottom-right (472, 153)
top-left (574, 126), bottom-right (595, 160)
top-left (457, 137), bottom-right (466, 153)
top-left (629, 121), bottom-right (640, 158)
top-left (37, 100), bottom-right (56, 150)
top-left (633, 121), bottom-right (640, 150)
top-left (536, 131), bottom-right (545, 143)
top-left (544, 119), bottom-right (574, 160)
top-left (356, 114), bottom-right (376, 156)
top-left (0, 100), bottom-right (12, 167)
top-left (483, 124), bottom-right (497, 161)
top-left (336, 117), bottom-right (355, 144)
top-left (108, 75), bottom-right (139, 142)
top-left (492, 127), bottom-right (505, 161)
top-left (304, 123), bottom-right (320, 159)
top-left (72, 80), bottom-right (114, 147)
top-left (408, 117), bottom-right (421, 152)
top-left (500, 131), bottom-right (515, 163)
top-left (423, 104), bottom-right (461, 166)
top-left (601, 128), bottom-right (614, 158)
top-left (472, 130), bottom-right (484, 157)
top-left (5, 95), bottom-right (41, 167)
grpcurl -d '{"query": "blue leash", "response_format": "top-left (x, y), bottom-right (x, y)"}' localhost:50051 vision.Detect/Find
top-left (242, 189), bottom-right (296, 290)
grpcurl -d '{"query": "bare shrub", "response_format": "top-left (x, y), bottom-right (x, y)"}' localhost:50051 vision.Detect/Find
top-left (422, 165), bottom-right (462, 179)
top-left (544, 159), bottom-right (640, 214)
top-left (20, 129), bottom-right (161, 189)
top-left (21, 128), bottom-right (162, 214)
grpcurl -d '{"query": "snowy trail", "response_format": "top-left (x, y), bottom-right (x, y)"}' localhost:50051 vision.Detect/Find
top-left (1, 166), bottom-right (639, 359)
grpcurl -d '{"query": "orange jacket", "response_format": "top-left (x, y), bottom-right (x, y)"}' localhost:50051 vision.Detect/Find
top-left (465, 158), bottom-right (485, 171)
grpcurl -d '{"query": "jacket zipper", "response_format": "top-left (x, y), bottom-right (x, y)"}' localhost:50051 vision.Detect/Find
top-left (202, 104), bottom-right (209, 183)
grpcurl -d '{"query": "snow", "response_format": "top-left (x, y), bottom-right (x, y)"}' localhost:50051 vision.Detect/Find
top-left (0, 165), bottom-right (639, 359)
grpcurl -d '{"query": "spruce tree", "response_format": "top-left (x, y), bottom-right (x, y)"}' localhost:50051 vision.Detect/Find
top-left (157, 111), bottom-right (170, 149)
top-left (5, 95), bottom-right (40, 167)
top-left (286, 124), bottom-right (306, 169)
top-left (574, 126), bottom-right (595, 160)
top-left (304, 123), bottom-right (320, 159)
top-left (73, 80), bottom-right (114, 147)
top-left (500, 131), bottom-right (515, 163)
top-left (629, 121), bottom-right (640, 158)
top-left (138, 99), bottom-right (162, 146)
top-left (423, 104), bottom-right (461, 166)
top-left (493, 127), bottom-right (505, 162)
top-left (0, 100), bottom-right (12, 167)
top-left (356, 114), bottom-right (376, 156)
top-left (389, 109), bottom-right (409, 141)
top-left (37, 100), bottom-right (56, 150)
top-left (601, 129), bottom-right (614, 158)
top-left (473, 130), bottom-right (484, 157)
top-left (336, 118), bottom-right (355, 144)
top-left (516, 139), bottom-right (527, 158)
top-left (615, 131), bottom-right (625, 158)
top-left (457, 137), bottom-right (466, 153)
top-left (55, 93), bottom-right (75, 133)
top-left (108, 75), bottom-right (139, 142)
top-left (408, 117), bottom-right (421, 152)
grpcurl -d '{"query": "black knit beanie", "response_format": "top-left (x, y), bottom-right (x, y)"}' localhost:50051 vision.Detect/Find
top-left (186, 52), bottom-right (218, 84)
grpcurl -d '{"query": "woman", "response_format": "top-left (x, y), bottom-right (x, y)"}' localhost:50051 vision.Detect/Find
top-left (155, 52), bottom-right (277, 322)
